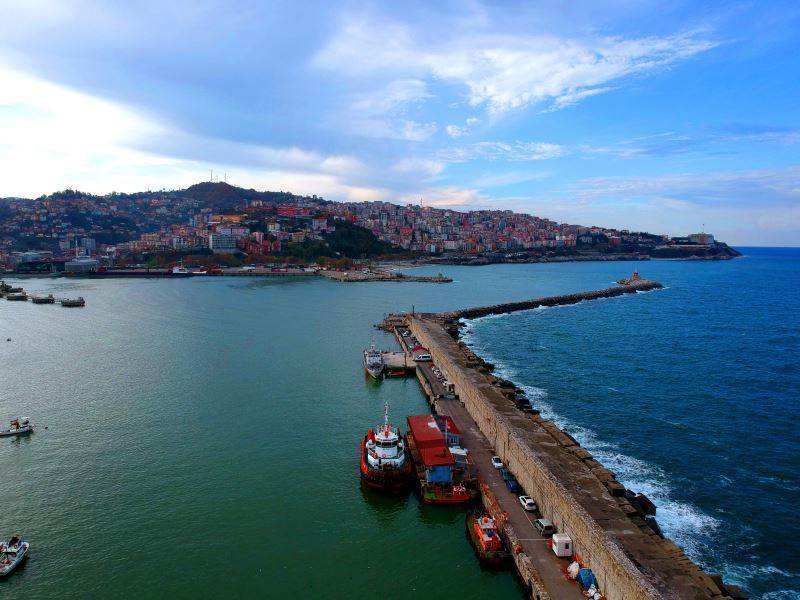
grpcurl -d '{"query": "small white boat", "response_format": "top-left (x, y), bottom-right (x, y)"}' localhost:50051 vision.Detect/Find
top-left (0, 536), bottom-right (29, 578)
top-left (0, 418), bottom-right (33, 437)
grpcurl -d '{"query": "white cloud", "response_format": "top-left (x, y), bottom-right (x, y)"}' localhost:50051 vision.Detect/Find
top-left (570, 166), bottom-right (800, 207)
top-left (400, 120), bottom-right (437, 141)
top-left (470, 170), bottom-right (551, 188)
top-left (315, 15), bottom-right (717, 115)
top-left (348, 79), bottom-right (436, 141)
top-left (392, 158), bottom-right (444, 179)
top-left (399, 186), bottom-right (488, 208)
top-left (0, 65), bottom-right (384, 202)
top-left (352, 79), bottom-right (431, 114)
top-left (445, 124), bottom-right (467, 138)
top-left (446, 116), bottom-right (482, 138)
top-left (557, 166), bottom-right (800, 245)
top-left (439, 141), bottom-right (565, 162)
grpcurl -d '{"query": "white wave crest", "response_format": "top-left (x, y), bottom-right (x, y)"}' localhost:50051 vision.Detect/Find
top-left (461, 331), bottom-right (722, 568)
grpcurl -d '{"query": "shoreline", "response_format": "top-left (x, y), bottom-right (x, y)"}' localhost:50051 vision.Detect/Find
top-left (378, 252), bottom-right (739, 271)
top-left (2, 267), bottom-right (452, 284)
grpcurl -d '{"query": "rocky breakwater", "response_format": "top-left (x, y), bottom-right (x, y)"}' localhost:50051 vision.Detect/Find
top-left (441, 278), bottom-right (662, 321)
top-left (400, 279), bottom-right (746, 600)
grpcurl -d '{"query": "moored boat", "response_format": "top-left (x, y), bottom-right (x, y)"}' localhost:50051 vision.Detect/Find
top-left (405, 414), bottom-right (478, 504)
top-left (60, 297), bottom-right (85, 307)
top-left (0, 418), bottom-right (33, 437)
top-left (31, 294), bottom-right (55, 304)
top-left (363, 344), bottom-right (385, 379)
top-left (5, 292), bottom-right (27, 301)
top-left (0, 536), bottom-right (30, 578)
top-left (171, 260), bottom-right (191, 277)
top-left (360, 404), bottom-right (412, 492)
top-left (421, 482), bottom-right (476, 504)
top-left (466, 512), bottom-right (509, 567)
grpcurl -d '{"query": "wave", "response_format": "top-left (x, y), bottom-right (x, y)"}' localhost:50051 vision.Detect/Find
top-left (463, 321), bottom-right (800, 599)
top-left (461, 322), bottom-right (720, 565)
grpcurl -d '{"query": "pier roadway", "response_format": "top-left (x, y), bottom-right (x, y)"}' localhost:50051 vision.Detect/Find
top-left (435, 397), bottom-right (584, 600)
top-left (417, 362), bottom-right (451, 398)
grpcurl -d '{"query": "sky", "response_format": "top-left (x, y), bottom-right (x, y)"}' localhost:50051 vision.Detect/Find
top-left (0, 1), bottom-right (799, 245)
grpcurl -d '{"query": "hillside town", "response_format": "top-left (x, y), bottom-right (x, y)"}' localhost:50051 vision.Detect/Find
top-left (0, 182), bottom-right (734, 273)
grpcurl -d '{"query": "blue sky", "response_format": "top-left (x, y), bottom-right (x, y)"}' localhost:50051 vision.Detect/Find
top-left (0, 0), bottom-right (798, 245)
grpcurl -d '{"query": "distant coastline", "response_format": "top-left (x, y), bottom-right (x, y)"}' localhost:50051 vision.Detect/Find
top-left (381, 244), bottom-right (741, 270)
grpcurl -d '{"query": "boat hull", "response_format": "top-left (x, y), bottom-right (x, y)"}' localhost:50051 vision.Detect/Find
top-left (0, 541), bottom-right (29, 578)
top-left (360, 438), bottom-right (411, 493)
top-left (0, 426), bottom-right (33, 437)
top-left (421, 484), bottom-right (477, 504)
top-left (364, 365), bottom-right (384, 379)
top-left (466, 514), bottom-right (509, 568)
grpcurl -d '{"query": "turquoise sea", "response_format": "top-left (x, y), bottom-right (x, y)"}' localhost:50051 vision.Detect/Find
top-left (1, 249), bottom-right (797, 599)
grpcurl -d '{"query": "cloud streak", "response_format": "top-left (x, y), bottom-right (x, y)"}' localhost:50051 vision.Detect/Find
top-left (439, 141), bottom-right (565, 162)
top-left (315, 15), bottom-right (718, 115)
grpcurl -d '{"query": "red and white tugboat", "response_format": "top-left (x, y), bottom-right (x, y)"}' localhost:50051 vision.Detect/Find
top-left (360, 404), bottom-right (412, 492)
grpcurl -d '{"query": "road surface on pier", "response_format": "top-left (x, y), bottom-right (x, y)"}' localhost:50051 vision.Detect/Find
top-left (436, 397), bottom-right (584, 600)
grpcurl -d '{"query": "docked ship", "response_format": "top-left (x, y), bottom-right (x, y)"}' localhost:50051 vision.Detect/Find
top-left (363, 343), bottom-right (385, 379)
top-left (406, 414), bottom-right (478, 504)
top-left (466, 512), bottom-right (509, 567)
top-left (360, 404), bottom-right (412, 492)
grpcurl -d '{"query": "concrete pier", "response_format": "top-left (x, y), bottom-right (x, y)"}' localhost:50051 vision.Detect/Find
top-left (383, 279), bottom-right (745, 600)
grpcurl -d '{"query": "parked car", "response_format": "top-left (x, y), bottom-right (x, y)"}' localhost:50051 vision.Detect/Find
top-left (505, 477), bottom-right (521, 493)
top-left (519, 496), bottom-right (537, 512)
top-left (491, 456), bottom-right (503, 469)
top-left (534, 518), bottom-right (556, 537)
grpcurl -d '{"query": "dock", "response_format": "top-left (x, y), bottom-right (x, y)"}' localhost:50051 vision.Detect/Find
top-left (321, 269), bottom-right (451, 283)
top-left (380, 351), bottom-right (415, 377)
top-left (379, 278), bottom-right (746, 600)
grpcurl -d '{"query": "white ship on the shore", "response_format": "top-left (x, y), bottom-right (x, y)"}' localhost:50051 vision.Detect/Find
top-left (363, 344), bottom-right (385, 379)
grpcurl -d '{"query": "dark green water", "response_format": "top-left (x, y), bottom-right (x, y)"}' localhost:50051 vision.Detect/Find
top-left (3, 267), bottom-right (593, 599)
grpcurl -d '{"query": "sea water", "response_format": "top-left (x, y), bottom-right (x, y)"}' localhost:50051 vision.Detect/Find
top-left (1, 249), bottom-right (797, 598)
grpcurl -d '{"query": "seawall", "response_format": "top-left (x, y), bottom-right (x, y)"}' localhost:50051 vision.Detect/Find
top-left (441, 278), bottom-right (662, 321)
top-left (398, 281), bottom-right (741, 600)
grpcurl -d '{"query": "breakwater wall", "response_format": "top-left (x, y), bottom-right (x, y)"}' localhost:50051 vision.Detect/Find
top-left (403, 281), bottom-right (740, 600)
top-left (441, 278), bottom-right (662, 321)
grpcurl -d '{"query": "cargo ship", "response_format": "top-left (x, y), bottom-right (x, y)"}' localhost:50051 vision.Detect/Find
top-left (406, 414), bottom-right (478, 504)
top-left (360, 404), bottom-right (412, 492)
top-left (466, 512), bottom-right (509, 567)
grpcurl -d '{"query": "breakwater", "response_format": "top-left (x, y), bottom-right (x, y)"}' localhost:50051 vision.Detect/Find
top-left (390, 279), bottom-right (745, 600)
top-left (441, 278), bottom-right (662, 321)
